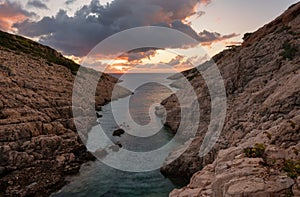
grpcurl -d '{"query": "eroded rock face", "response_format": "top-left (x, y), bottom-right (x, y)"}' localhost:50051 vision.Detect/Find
top-left (163, 2), bottom-right (300, 196)
top-left (170, 129), bottom-right (300, 196)
top-left (0, 44), bottom-right (131, 196)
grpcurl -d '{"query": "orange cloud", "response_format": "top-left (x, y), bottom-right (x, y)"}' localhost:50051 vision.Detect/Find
top-left (0, 15), bottom-right (27, 32)
top-left (201, 0), bottom-right (212, 5)
top-left (0, 1), bottom-right (34, 32)
top-left (64, 55), bottom-right (83, 64)
top-left (225, 41), bottom-right (242, 46)
top-left (106, 63), bottom-right (133, 73)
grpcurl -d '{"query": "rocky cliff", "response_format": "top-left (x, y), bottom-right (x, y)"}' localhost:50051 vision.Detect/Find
top-left (161, 3), bottom-right (300, 196)
top-left (0, 31), bottom-right (131, 196)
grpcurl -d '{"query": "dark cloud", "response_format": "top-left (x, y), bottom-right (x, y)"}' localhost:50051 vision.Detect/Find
top-left (0, 0), bottom-right (35, 31)
top-left (195, 11), bottom-right (205, 18)
top-left (13, 0), bottom-right (235, 57)
top-left (0, 0), bottom-right (33, 17)
top-left (14, 0), bottom-right (204, 56)
top-left (27, 0), bottom-right (48, 10)
top-left (171, 20), bottom-right (200, 41)
top-left (198, 30), bottom-right (239, 45)
top-left (168, 55), bottom-right (184, 66)
top-left (65, 0), bottom-right (77, 5)
top-left (166, 55), bottom-right (197, 69)
top-left (120, 48), bottom-right (159, 62)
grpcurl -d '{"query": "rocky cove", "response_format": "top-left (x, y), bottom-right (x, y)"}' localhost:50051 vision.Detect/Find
top-left (51, 75), bottom-right (184, 196)
top-left (0, 2), bottom-right (299, 197)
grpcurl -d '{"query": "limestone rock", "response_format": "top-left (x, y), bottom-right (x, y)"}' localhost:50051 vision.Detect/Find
top-left (0, 31), bottom-right (131, 196)
top-left (164, 3), bottom-right (300, 196)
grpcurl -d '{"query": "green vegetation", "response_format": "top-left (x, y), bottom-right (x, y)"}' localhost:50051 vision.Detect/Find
top-left (0, 30), bottom-right (80, 74)
top-left (283, 160), bottom-right (300, 179)
top-left (288, 120), bottom-right (296, 129)
top-left (281, 41), bottom-right (298, 60)
top-left (244, 143), bottom-right (266, 158)
top-left (266, 132), bottom-right (272, 140)
top-left (284, 187), bottom-right (294, 197)
top-left (243, 145), bottom-right (300, 179)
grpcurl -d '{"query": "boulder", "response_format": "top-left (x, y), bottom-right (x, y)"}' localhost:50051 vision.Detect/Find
top-left (112, 128), bottom-right (125, 137)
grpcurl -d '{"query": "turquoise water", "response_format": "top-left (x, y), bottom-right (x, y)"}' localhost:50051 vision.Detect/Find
top-left (52, 161), bottom-right (177, 197)
top-left (52, 73), bottom-right (181, 197)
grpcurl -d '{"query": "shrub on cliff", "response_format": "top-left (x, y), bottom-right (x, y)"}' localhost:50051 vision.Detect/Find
top-left (244, 143), bottom-right (266, 158)
top-left (281, 41), bottom-right (298, 60)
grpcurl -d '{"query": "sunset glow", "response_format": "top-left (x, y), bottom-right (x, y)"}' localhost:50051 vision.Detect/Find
top-left (1, 0), bottom-right (297, 73)
top-left (113, 65), bottom-right (125, 71)
top-left (64, 55), bottom-right (82, 64)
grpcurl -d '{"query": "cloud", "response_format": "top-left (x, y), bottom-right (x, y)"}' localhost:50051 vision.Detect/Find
top-left (200, 0), bottom-right (211, 5)
top-left (27, 0), bottom-right (49, 10)
top-left (198, 30), bottom-right (239, 45)
top-left (195, 11), bottom-right (205, 18)
top-left (120, 48), bottom-right (159, 62)
top-left (0, 0), bottom-right (35, 31)
top-left (225, 41), bottom-right (242, 46)
top-left (170, 20), bottom-right (201, 42)
top-left (120, 62), bottom-right (178, 73)
top-left (13, 0), bottom-right (236, 58)
top-left (13, 0), bottom-right (208, 56)
top-left (65, 0), bottom-right (77, 5)
top-left (168, 55), bottom-right (184, 66)
top-left (166, 55), bottom-right (198, 70)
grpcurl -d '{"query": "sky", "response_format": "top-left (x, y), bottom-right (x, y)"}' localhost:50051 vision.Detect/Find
top-left (0, 0), bottom-right (298, 73)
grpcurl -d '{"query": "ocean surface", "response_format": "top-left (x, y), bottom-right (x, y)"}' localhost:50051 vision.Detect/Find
top-left (52, 73), bottom-right (183, 197)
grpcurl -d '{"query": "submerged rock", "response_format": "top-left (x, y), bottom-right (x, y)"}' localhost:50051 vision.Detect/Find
top-left (112, 128), bottom-right (125, 137)
top-left (96, 112), bottom-right (103, 118)
top-left (95, 149), bottom-right (108, 159)
top-left (154, 106), bottom-right (166, 118)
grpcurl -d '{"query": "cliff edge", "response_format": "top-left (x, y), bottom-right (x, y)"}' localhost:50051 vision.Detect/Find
top-left (0, 31), bottom-right (131, 196)
top-left (161, 2), bottom-right (300, 196)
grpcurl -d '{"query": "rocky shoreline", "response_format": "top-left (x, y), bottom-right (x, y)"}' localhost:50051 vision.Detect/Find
top-left (0, 2), bottom-right (299, 196)
top-left (161, 3), bottom-right (300, 196)
top-left (0, 34), bottom-right (131, 197)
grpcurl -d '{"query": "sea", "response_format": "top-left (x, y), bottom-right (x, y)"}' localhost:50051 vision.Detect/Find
top-left (51, 73), bottom-right (184, 197)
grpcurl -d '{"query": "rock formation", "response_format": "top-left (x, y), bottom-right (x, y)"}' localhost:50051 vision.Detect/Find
top-left (0, 31), bottom-right (131, 196)
top-left (161, 3), bottom-right (300, 196)
top-left (112, 128), bottom-right (125, 137)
